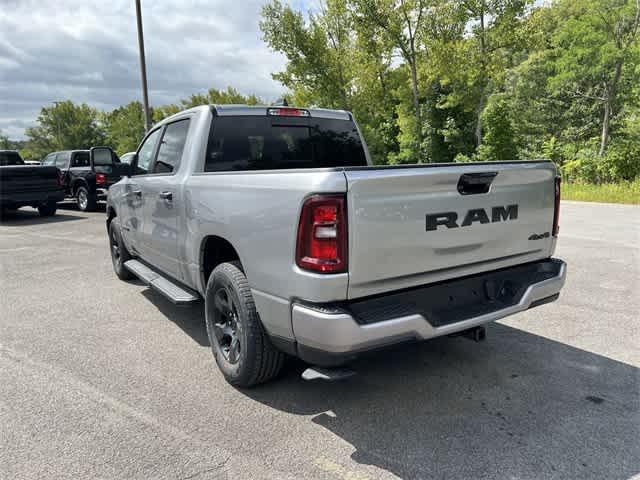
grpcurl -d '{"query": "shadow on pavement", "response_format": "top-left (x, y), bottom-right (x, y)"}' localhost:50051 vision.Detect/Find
top-left (0, 208), bottom-right (85, 226)
top-left (140, 289), bottom-right (209, 346)
top-left (241, 324), bottom-right (640, 480)
top-left (126, 291), bottom-right (639, 479)
top-left (57, 201), bottom-right (106, 213)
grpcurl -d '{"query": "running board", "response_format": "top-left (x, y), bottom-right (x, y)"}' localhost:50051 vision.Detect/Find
top-left (302, 366), bottom-right (356, 382)
top-left (124, 260), bottom-right (199, 305)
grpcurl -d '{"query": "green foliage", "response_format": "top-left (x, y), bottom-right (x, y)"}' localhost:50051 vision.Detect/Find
top-left (0, 129), bottom-right (10, 149)
top-left (477, 94), bottom-right (518, 160)
top-left (258, 0), bottom-right (639, 184)
top-left (562, 179), bottom-right (640, 204)
top-left (103, 102), bottom-right (146, 155)
top-left (24, 101), bottom-right (105, 160)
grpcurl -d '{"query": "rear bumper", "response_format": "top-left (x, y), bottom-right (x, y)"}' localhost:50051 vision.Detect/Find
top-left (96, 188), bottom-right (109, 200)
top-left (291, 258), bottom-right (566, 366)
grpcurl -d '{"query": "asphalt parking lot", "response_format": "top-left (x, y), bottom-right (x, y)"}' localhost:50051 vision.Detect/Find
top-left (1, 201), bottom-right (638, 480)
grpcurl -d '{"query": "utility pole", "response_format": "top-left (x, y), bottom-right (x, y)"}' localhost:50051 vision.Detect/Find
top-left (135, 0), bottom-right (152, 131)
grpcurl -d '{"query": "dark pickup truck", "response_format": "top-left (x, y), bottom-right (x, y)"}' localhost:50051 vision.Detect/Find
top-left (42, 148), bottom-right (127, 211)
top-left (0, 150), bottom-right (64, 217)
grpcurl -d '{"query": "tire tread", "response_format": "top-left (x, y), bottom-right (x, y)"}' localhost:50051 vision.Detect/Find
top-left (209, 261), bottom-right (284, 387)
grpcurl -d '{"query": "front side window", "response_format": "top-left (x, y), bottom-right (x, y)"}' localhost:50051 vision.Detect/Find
top-left (135, 128), bottom-right (162, 175)
top-left (204, 116), bottom-right (367, 172)
top-left (55, 152), bottom-right (69, 169)
top-left (152, 119), bottom-right (190, 174)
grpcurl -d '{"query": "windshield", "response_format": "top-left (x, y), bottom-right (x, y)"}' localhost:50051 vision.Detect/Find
top-left (204, 116), bottom-right (367, 172)
top-left (0, 151), bottom-right (24, 166)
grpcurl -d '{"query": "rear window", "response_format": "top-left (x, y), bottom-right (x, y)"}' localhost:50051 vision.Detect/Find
top-left (0, 151), bottom-right (24, 166)
top-left (204, 116), bottom-right (367, 172)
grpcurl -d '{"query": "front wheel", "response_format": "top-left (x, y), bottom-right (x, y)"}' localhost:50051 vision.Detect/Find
top-left (109, 220), bottom-right (134, 280)
top-left (76, 186), bottom-right (97, 212)
top-left (205, 261), bottom-right (284, 387)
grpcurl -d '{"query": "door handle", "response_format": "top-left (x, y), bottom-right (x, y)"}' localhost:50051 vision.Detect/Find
top-left (131, 189), bottom-right (142, 197)
top-left (159, 191), bottom-right (173, 201)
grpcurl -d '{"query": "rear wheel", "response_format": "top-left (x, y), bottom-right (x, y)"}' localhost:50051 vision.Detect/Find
top-left (109, 220), bottom-right (134, 280)
top-left (76, 186), bottom-right (97, 212)
top-left (205, 261), bottom-right (284, 387)
top-left (38, 200), bottom-right (57, 217)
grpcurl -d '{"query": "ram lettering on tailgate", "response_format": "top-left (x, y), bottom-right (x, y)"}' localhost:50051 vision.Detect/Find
top-left (426, 205), bottom-right (518, 231)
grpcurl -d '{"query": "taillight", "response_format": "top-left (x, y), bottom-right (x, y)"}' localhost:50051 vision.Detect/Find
top-left (96, 173), bottom-right (107, 185)
top-left (267, 107), bottom-right (310, 117)
top-left (553, 176), bottom-right (561, 237)
top-left (57, 170), bottom-right (63, 186)
top-left (296, 194), bottom-right (347, 273)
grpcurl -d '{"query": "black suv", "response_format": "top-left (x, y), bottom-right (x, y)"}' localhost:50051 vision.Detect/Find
top-left (42, 149), bottom-right (127, 211)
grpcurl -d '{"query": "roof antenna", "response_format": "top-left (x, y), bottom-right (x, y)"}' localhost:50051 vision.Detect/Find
top-left (274, 97), bottom-right (289, 107)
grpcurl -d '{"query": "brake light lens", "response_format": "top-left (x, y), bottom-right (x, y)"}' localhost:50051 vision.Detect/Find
top-left (296, 194), bottom-right (347, 273)
top-left (553, 176), bottom-right (561, 236)
top-left (57, 170), bottom-right (63, 186)
top-left (96, 173), bottom-right (107, 185)
top-left (267, 107), bottom-right (310, 117)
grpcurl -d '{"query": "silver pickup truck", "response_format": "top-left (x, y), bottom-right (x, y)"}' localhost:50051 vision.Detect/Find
top-left (105, 105), bottom-right (566, 387)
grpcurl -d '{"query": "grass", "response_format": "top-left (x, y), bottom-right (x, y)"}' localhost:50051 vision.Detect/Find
top-left (562, 180), bottom-right (640, 204)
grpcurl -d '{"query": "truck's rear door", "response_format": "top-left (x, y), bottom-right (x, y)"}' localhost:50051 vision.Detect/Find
top-left (344, 162), bottom-right (558, 298)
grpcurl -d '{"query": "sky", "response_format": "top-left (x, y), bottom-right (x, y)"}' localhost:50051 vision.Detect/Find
top-left (0, 0), bottom-right (309, 139)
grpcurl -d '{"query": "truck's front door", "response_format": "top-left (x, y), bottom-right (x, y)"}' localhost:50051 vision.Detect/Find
top-left (124, 127), bottom-right (163, 259)
top-left (138, 118), bottom-right (190, 279)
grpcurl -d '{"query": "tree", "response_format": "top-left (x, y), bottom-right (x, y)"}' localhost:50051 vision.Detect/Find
top-left (24, 101), bottom-right (105, 159)
top-left (352, 0), bottom-right (432, 155)
top-left (477, 93), bottom-right (518, 160)
top-left (103, 102), bottom-right (146, 155)
top-left (0, 129), bottom-right (10, 149)
top-left (549, 0), bottom-right (640, 156)
top-left (152, 87), bottom-right (263, 123)
top-left (261, 0), bottom-right (355, 109)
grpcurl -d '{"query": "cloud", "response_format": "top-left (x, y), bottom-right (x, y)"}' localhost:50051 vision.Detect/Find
top-left (0, 0), bottom-right (289, 139)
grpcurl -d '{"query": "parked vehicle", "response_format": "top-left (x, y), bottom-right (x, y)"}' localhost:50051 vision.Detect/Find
top-left (42, 149), bottom-right (128, 211)
top-left (105, 105), bottom-right (566, 387)
top-left (0, 150), bottom-right (64, 216)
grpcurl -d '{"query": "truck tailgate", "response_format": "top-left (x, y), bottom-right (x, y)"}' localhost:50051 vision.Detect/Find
top-left (344, 161), bottom-right (558, 299)
top-left (0, 165), bottom-right (61, 194)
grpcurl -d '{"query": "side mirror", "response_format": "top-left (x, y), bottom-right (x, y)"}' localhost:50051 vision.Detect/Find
top-left (90, 146), bottom-right (115, 168)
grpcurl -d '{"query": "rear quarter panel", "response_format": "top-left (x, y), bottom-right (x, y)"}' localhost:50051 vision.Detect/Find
top-left (183, 170), bottom-right (348, 338)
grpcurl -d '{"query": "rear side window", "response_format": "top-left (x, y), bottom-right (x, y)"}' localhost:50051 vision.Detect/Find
top-left (204, 116), bottom-right (367, 172)
top-left (72, 152), bottom-right (90, 167)
top-left (0, 151), bottom-right (24, 166)
top-left (153, 119), bottom-right (190, 174)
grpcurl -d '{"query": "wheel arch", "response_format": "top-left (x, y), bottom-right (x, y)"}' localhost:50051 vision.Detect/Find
top-left (199, 235), bottom-right (243, 289)
top-left (106, 204), bottom-right (116, 230)
top-left (71, 178), bottom-right (89, 195)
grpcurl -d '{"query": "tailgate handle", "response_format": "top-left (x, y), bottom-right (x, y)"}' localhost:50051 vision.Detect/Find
top-left (457, 172), bottom-right (497, 195)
